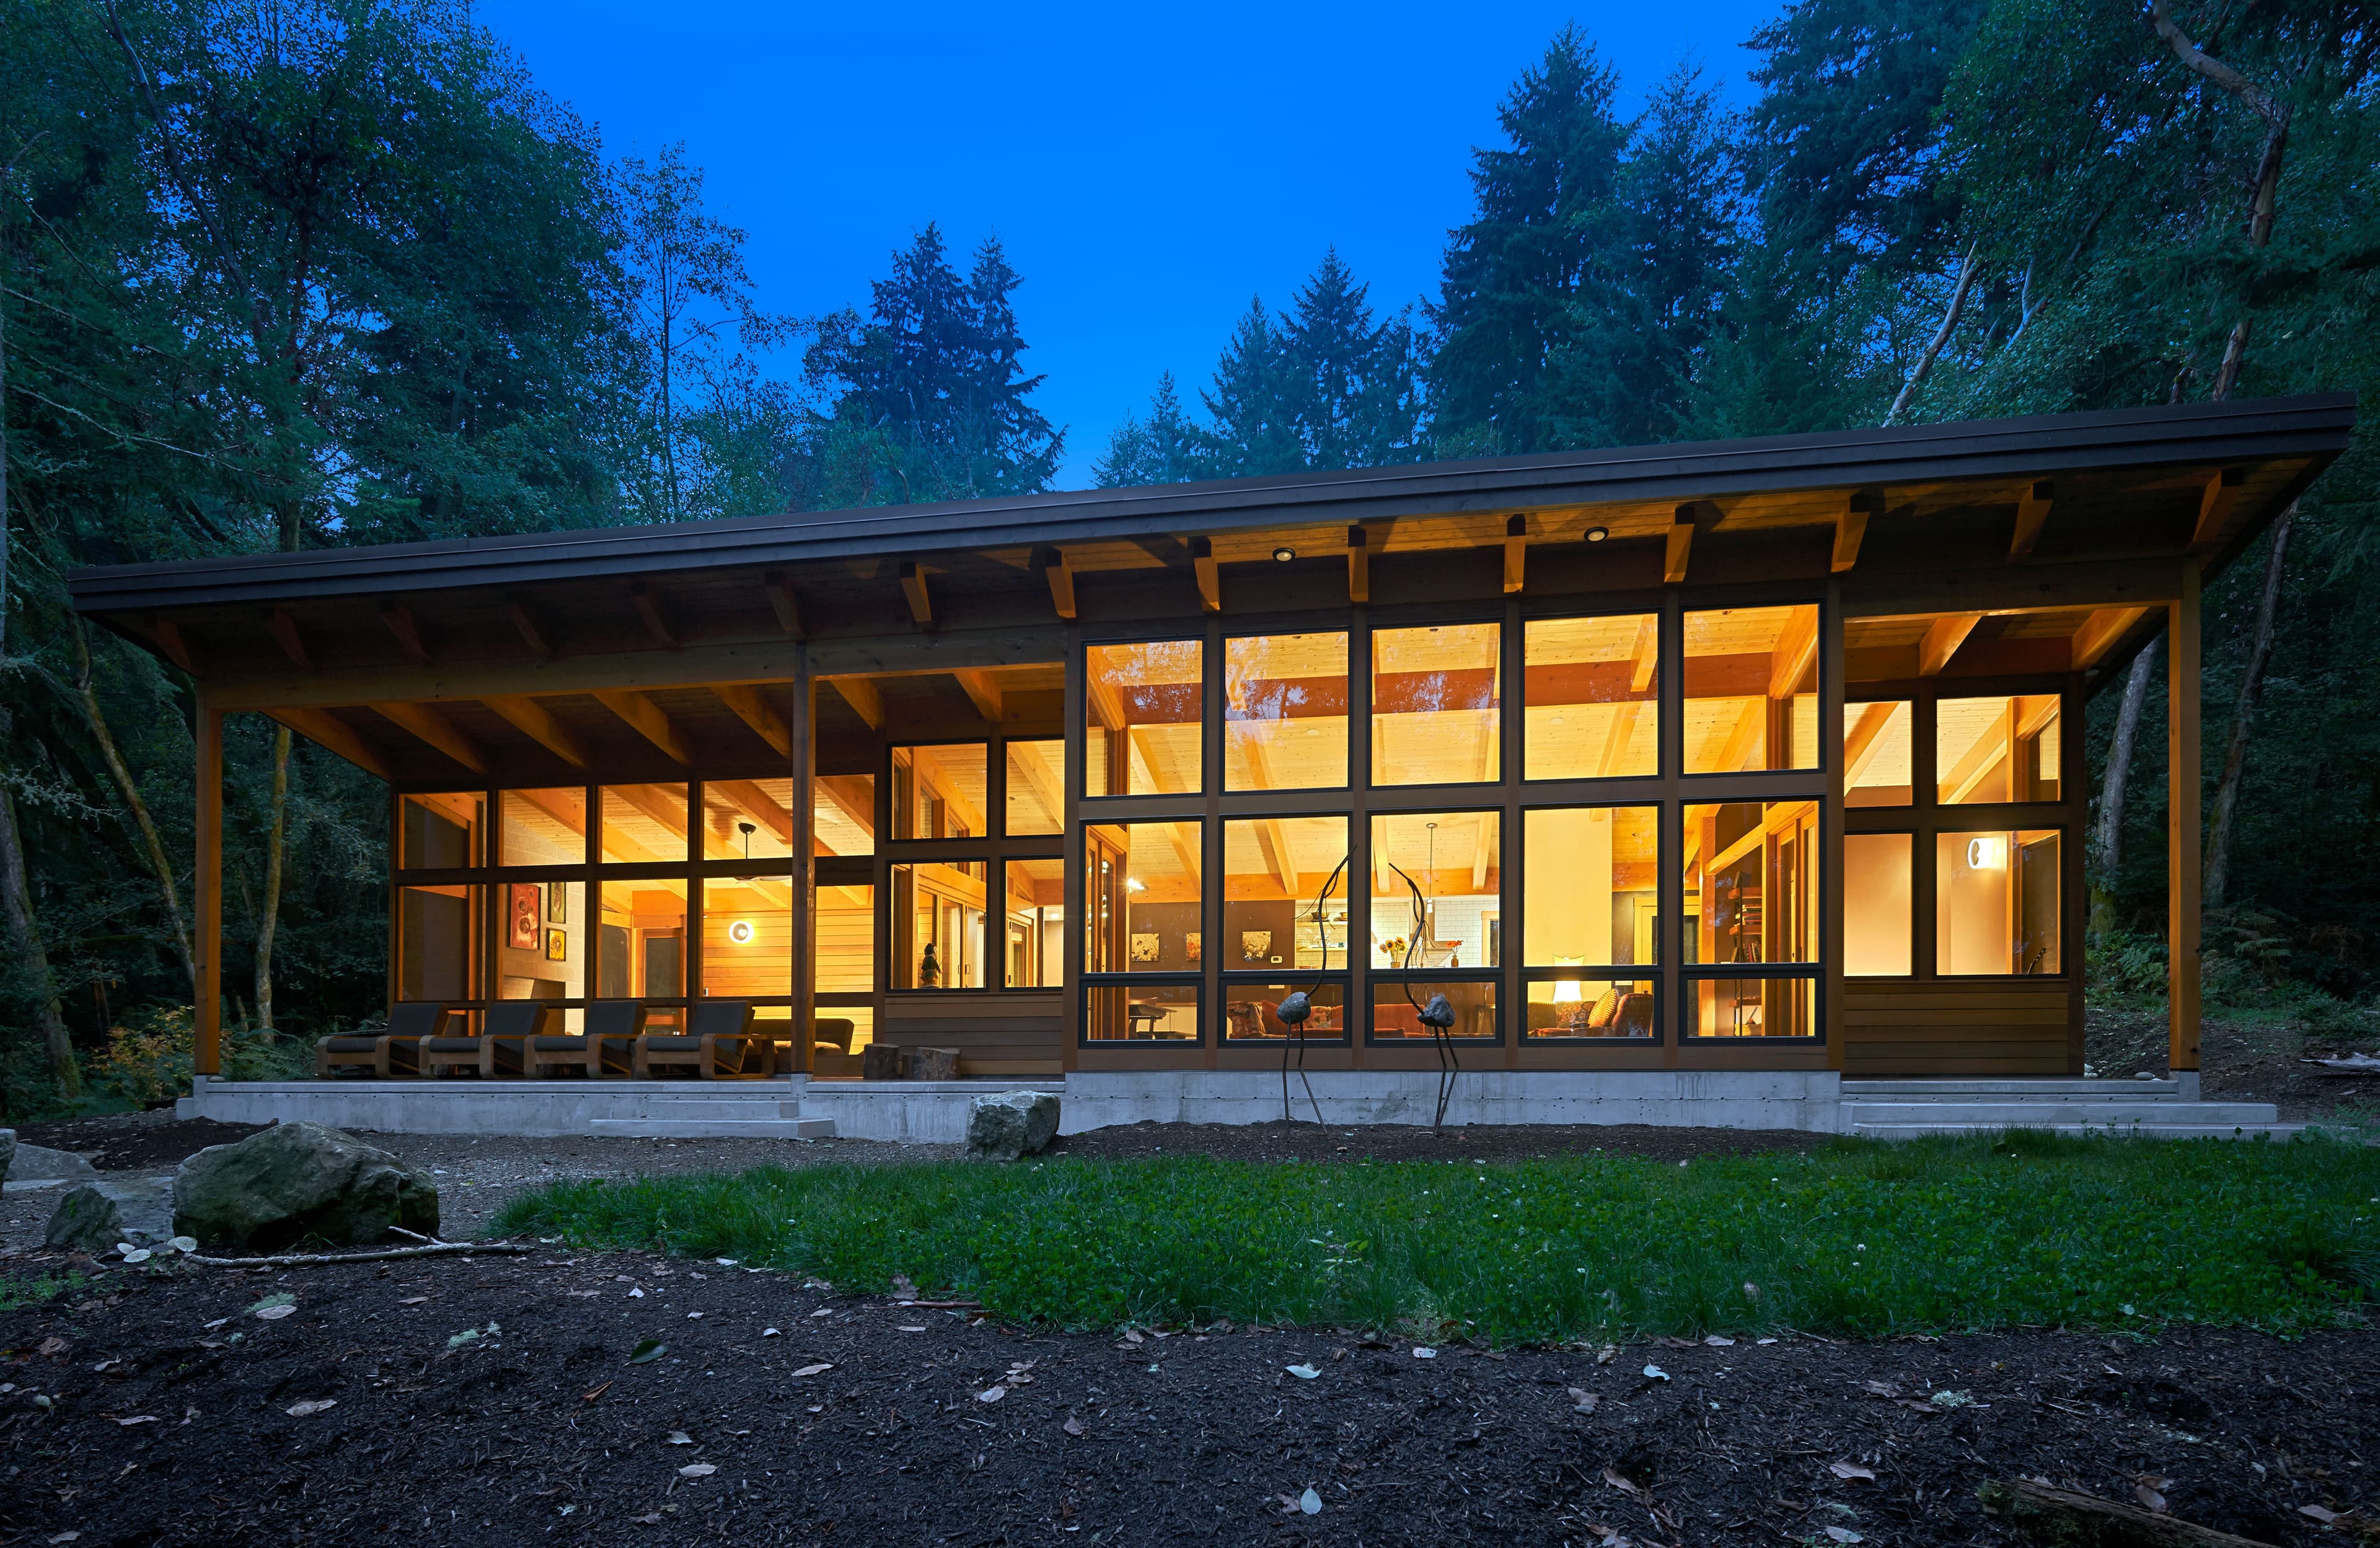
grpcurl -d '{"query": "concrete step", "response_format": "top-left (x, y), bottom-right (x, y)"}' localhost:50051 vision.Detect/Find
top-left (1842, 1079), bottom-right (2187, 1101)
top-left (1843, 1101), bottom-right (2278, 1127)
top-left (1851, 1121), bottom-right (2301, 1141)
top-left (586, 1117), bottom-right (835, 1138)
top-left (608, 1098), bottom-right (807, 1120)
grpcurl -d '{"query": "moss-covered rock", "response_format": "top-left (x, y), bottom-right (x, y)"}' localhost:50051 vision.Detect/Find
top-left (174, 1121), bottom-right (438, 1251)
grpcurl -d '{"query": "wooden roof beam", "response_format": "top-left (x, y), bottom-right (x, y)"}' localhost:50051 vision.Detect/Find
top-left (1665, 505), bottom-right (1696, 584)
top-left (506, 594), bottom-right (555, 661)
top-left (2191, 467), bottom-right (2247, 547)
top-left (481, 694), bottom-right (589, 768)
top-left (899, 561), bottom-right (934, 630)
top-left (370, 701), bottom-right (485, 774)
top-left (953, 669), bottom-right (1003, 723)
top-left (828, 675), bottom-right (883, 729)
top-left (1833, 491), bottom-right (1879, 574)
top-left (1190, 537), bottom-right (1220, 613)
top-left (2008, 479), bottom-right (2056, 560)
top-left (594, 688), bottom-right (691, 764)
top-left (148, 617), bottom-right (196, 673)
top-left (268, 707), bottom-right (390, 780)
top-left (711, 682), bottom-right (791, 757)
top-left (1346, 526), bottom-right (1369, 604)
top-left (1918, 612), bottom-right (1985, 676)
top-left (2071, 605), bottom-right (2152, 671)
top-left (379, 601), bottom-right (432, 664)
top-left (762, 570), bottom-right (805, 639)
top-left (630, 583), bottom-right (678, 649)
top-left (1038, 547), bottom-right (1075, 620)
top-left (1503, 515), bottom-right (1528, 594)
top-left (264, 609), bottom-right (311, 669)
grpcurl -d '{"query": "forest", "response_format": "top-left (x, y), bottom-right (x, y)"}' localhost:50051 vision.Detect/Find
top-left (1, 0), bottom-right (2374, 1114)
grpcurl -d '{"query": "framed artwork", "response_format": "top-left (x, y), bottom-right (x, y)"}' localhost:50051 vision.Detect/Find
top-left (1128, 932), bottom-right (1161, 963)
top-left (545, 927), bottom-right (568, 962)
top-left (507, 884), bottom-right (542, 950)
top-left (1185, 933), bottom-right (1202, 964)
top-left (546, 886), bottom-right (568, 925)
top-left (1240, 930), bottom-right (1272, 963)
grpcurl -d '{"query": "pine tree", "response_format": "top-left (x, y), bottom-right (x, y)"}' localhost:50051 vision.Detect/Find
top-left (1095, 373), bottom-right (1204, 487)
top-left (1196, 298), bottom-right (1306, 478)
top-left (1280, 249), bottom-right (1426, 469)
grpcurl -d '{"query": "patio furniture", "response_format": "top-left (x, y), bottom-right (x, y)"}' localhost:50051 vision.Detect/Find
top-left (635, 998), bottom-right (762, 1078)
top-left (527, 999), bottom-right (645, 1078)
top-left (477, 1000), bottom-right (557, 1076)
top-left (315, 1002), bottom-right (448, 1078)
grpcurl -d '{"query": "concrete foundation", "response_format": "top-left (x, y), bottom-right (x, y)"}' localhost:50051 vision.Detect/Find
top-left (1060, 1070), bottom-right (1847, 1133)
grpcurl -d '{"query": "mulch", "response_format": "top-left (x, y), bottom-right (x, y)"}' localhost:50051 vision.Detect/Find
top-left (2, 1246), bottom-right (2369, 1547)
top-left (9, 1115), bottom-right (265, 1174)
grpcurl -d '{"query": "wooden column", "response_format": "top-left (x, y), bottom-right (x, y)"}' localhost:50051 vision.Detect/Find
top-left (1820, 581), bottom-right (1847, 1068)
top-left (2167, 563), bottom-right (2202, 1071)
top-left (194, 700), bottom-right (224, 1077)
top-left (789, 651), bottom-right (816, 1076)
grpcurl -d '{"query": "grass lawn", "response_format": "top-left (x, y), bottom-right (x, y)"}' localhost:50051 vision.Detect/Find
top-left (492, 1130), bottom-right (2380, 1344)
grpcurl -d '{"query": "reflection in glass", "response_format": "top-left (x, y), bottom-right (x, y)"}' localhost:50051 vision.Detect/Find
top-left (1685, 802), bottom-right (1818, 965)
top-left (1085, 982), bottom-right (1197, 1041)
top-left (702, 877), bottom-right (791, 999)
top-left (1369, 812), bottom-right (1499, 970)
top-left (1844, 833), bottom-right (1913, 976)
top-left (1083, 822), bottom-right (1202, 973)
top-left (501, 787), bottom-right (586, 866)
top-left (599, 785), bottom-right (688, 865)
top-left (496, 879), bottom-right (583, 1019)
top-left (700, 779), bottom-right (796, 861)
top-left (1522, 807), bottom-right (1657, 968)
top-left (813, 773), bottom-right (876, 856)
top-left (1690, 976), bottom-right (1815, 1037)
top-left (891, 860), bottom-right (988, 989)
top-left (1370, 979), bottom-right (1497, 1039)
top-left (891, 745), bottom-right (988, 840)
top-left (397, 884), bottom-right (475, 1001)
top-left (1225, 632), bottom-right (1349, 790)
top-left (1372, 623), bottom-right (1499, 786)
top-left (1004, 741), bottom-right (1065, 835)
top-left (400, 793), bottom-right (482, 869)
top-left (1223, 982), bottom-right (1345, 1040)
top-left (1937, 830), bottom-right (2061, 974)
top-left (597, 880), bottom-right (687, 1031)
top-left (1004, 858), bottom-right (1065, 988)
top-left (1525, 977), bottom-right (1655, 1039)
top-left (1937, 696), bottom-right (2061, 804)
top-left (1683, 605), bottom-right (1820, 773)
top-left (1844, 701), bottom-right (1913, 807)
top-left (1223, 817), bottom-right (1349, 973)
top-left (1086, 640), bottom-right (1203, 796)
top-left (1523, 615), bottom-right (1657, 779)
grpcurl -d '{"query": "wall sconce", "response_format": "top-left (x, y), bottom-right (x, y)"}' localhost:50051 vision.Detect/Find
top-left (728, 920), bottom-right (755, 944)
top-left (1967, 835), bottom-right (2008, 871)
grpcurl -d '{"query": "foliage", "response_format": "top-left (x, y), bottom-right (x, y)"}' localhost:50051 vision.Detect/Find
top-left (87, 1002), bottom-right (307, 1109)
top-left (496, 1136), bottom-right (2380, 1342)
top-left (0, 1267), bottom-right (89, 1312)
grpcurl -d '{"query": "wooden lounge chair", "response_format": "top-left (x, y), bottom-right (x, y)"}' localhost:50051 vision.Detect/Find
top-left (527, 1000), bottom-right (645, 1078)
top-left (315, 1002), bottom-right (449, 1078)
top-left (634, 999), bottom-right (762, 1078)
top-left (476, 1000), bottom-right (556, 1076)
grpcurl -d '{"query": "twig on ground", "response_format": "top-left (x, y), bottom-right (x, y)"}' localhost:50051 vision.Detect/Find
top-left (185, 1241), bottom-right (531, 1269)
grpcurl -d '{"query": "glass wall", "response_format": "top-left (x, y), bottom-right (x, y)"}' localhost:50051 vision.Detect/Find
top-left (1523, 614), bottom-right (1658, 780)
top-left (1005, 742), bottom-right (1065, 835)
top-left (1683, 605), bottom-right (1820, 773)
top-left (1082, 820), bottom-right (1201, 1038)
top-left (1224, 632), bottom-right (1348, 791)
top-left (1085, 640), bottom-right (1202, 797)
top-left (892, 745), bottom-right (989, 840)
top-left (1843, 833), bottom-right (1912, 977)
top-left (1522, 807), bottom-right (1657, 1038)
top-left (400, 793), bottom-right (482, 869)
top-left (890, 861), bottom-right (989, 989)
top-left (1844, 701), bottom-right (1912, 807)
top-left (1004, 858), bottom-right (1065, 988)
top-left (1938, 696), bottom-right (2061, 804)
top-left (1683, 801), bottom-right (1818, 1038)
top-left (1372, 623), bottom-right (1500, 786)
top-left (1221, 816), bottom-right (1349, 1041)
top-left (1369, 811), bottom-right (1499, 1039)
top-left (1937, 830), bottom-right (2061, 975)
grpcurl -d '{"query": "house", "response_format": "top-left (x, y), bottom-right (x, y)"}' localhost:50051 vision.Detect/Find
top-left (68, 394), bottom-right (2352, 1137)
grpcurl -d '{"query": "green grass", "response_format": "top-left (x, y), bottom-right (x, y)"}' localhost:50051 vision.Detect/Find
top-left (491, 1131), bottom-right (2380, 1344)
top-left (0, 1269), bottom-right (89, 1313)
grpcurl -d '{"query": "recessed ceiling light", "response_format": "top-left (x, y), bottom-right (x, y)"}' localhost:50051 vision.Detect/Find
top-left (1272, 547), bottom-right (1296, 563)
top-left (1584, 526), bottom-right (1610, 543)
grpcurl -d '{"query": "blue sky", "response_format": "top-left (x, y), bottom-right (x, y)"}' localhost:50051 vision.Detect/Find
top-left (475, 1), bottom-right (1784, 488)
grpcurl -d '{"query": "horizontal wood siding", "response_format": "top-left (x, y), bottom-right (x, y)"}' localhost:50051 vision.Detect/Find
top-left (881, 992), bottom-right (1063, 1075)
top-left (1842, 980), bottom-right (2078, 1075)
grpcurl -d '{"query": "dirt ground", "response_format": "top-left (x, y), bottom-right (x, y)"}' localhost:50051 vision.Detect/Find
top-left (2, 1244), bottom-right (2372, 1547)
top-left (2086, 1008), bottom-right (2380, 1124)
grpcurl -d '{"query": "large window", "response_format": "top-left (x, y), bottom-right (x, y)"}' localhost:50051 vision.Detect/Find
top-left (399, 793), bottom-right (482, 869)
top-left (599, 784), bottom-right (689, 864)
top-left (501, 788), bottom-right (586, 865)
top-left (1683, 605), bottom-right (1819, 774)
top-left (1005, 742), bottom-right (1064, 835)
top-left (598, 880), bottom-right (686, 1031)
top-left (1844, 701), bottom-right (1912, 807)
top-left (891, 861), bottom-right (988, 989)
top-left (1004, 859), bottom-right (1065, 987)
top-left (1372, 623), bottom-right (1500, 786)
top-left (1844, 833), bottom-right (1912, 977)
top-left (1683, 801), bottom-right (1818, 1038)
top-left (1937, 830), bottom-right (2061, 975)
top-left (1523, 807), bottom-right (1657, 1039)
top-left (1082, 820), bottom-right (1201, 1040)
top-left (1369, 811), bottom-right (1499, 1040)
top-left (892, 745), bottom-right (987, 840)
top-left (1938, 696), bottom-right (2061, 804)
top-left (1523, 614), bottom-right (1658, 780)
top-left (1086, 640), bottom-right (1203, 797)
top-left (1222, 816), bottom-right (1349, 1041)
top-left (1224, 632), bottom-right (1349, 791)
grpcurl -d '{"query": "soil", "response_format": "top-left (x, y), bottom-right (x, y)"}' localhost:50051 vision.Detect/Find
top-left (2086, 1008), bottom-right (2380, 1124)
top-left (2, 1246), bottom-right (2371, 1547)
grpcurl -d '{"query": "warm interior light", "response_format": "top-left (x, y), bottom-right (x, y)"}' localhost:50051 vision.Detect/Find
top-left (1583, 526), bottom-right (1610, 543)
top-left (728, 920), bottom-right (754, 944)
top-left (1967, 835), bottom-right (2008, 871)
top-left (1272, 546), bottom-right (1296, 562)
top-left (1126, 877), bottom-right (1146, 892)
top-left (1553, 957), bottom-right (1585, 1006)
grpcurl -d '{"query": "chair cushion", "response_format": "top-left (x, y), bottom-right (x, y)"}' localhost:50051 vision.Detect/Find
top-left (641, 1037), bottom-right (702, 1053)
top-left (531, 1036), bottom-right (593, 1052)
top-left (320, 1037), bottom-right (381, 1053)
top-left (421, 1037), bottom-right (480, 1053)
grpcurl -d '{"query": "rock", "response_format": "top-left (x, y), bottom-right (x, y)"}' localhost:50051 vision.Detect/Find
top-left (966, 1091), bottom-right (1061, 1162)
top-left (0, 1128), bottom-right (14, 1182)
top-left (5, 1142), bottom-right (98, 1186)
top-left (174, 1120), bottom-right (438, 1252)
top-left (907, 1047), bottom-right (960, 1081)
top-left (45, 1177), bottom-right (177, 1253)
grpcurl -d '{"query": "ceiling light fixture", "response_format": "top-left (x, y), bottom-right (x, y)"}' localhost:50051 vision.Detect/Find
top-left (728, 920), bottom-right (754, 944)
top-left (1272, 546), bottom-right (1297, 563)
top-left (1583, 526), bottom-right (1610, 543)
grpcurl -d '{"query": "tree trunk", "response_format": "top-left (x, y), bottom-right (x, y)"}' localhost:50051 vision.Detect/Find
top-left (255, 723), bottom-right (290, 1038)
top-left (1884, 242), bottom-right (1981, 425)
top-left (2089, 635), bottom-right (2159, 937)
top-left (2203, 508), bottom-right (2293, 910)
top-left (71, 618), bottom-right (197, 993)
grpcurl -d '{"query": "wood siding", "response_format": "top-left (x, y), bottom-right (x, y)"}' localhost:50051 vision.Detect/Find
top-left (1841, 980), bottom-right (2078, 1075)
top-left (881, 991), bottom-right (1064, 1076)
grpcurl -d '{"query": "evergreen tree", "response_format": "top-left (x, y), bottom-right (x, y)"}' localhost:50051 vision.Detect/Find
top-left (1279, 249), bottom-right (1426, 469)
top-left (1095, 373), bottom-right (1204, 487)
top-left (1194, 297), bottom-right (1307, 478)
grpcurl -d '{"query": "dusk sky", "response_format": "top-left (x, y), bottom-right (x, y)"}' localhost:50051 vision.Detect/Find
top-left (474, 2), bottom-right (1784, 487)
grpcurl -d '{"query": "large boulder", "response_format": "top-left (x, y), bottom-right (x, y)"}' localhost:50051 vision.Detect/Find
top-left (46, 1177), bottom-right (177, 1253)
top-left (174, 1120), bottom-right (438, 1251)
top-left (966, 1091), bottom-right (1060, 1162)
top-left (5, 1141), bottom-right (97, 1187)
top-left (0, 1128), bottom-right (14, 1182)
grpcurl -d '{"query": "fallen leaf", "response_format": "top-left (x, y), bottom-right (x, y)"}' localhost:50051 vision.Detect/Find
top-left (630, 1512), bottom-right (662, 1524)
top-left (1413, 1347), bottom-right (1437, 1360)
top-left (1063, 1416), bottom-right (1083, 1436)
top-left (685, 1311), bottom-right (703, 1319)
top-left (808, 1308), bottom-right (833, 1319)
top-left (1122, 1329), bottom-right (1145, 1345)
top-left (1602, 1469), bottom-right (1644, 1498)
top-left (284, 1400), bottom-right (337, 1418)
top-left (1595, 1345), bottom-right (1616, 1365)
top-left (168, 1237), bottom-right (196, 1254)
top-left (201, 1319), bottom-right (229, 1330)
top-left (2300, 1504), bottom-right (2341, 1524)
top-left (897, 1326), bottom-right (927, 1334)
top-left (1286, 1364), bottom-right (1321, 1380)
top-left (667, 1431), bottom-right (693, 1445)
top-left (1756, 1337), bottom-right (1779, 1345)
top-left (792, 1363), bottom-right (834, 1378)
top-left (2135, 1484), bottom-right (2168, 1513)
top-left (48, 1534), bottom-right (80, 1545)
top-left (1862, 1381), bottom-right (1901, 1398)
top-left (1299, 1487), bottom-right (1323, 1516)
top-left (1825, 1529), bottom-right (1863, 1545)
top-left (677, 1463), bottom-right (715, 1478)
top-left (397, 1297), bottom-right (427, 1307)
top-left (253, 1304), bottom-right (296, 1322)
top-left (890, 1273), bottom-right (920, 1301)
top-left (628, 1288), bottom-right (644, 1298)
top-left (115, 1415), bottom-right (159, 1427)
top-left (37, 1337), bottom-right (69, 1357)
top-left (627, 1339), bottom-right (667, 1366)
top-left (1704, 1335), bottom-right (1735, 1347)
top-left (1930, 1389), bottom-right (1976, 1408)
top-left (1567, 1387), bottom-right (1600, 1413)
top-left (761, 1328), bottom-right (780, 1338)
top-left (977, 1386), bottom-right (1007, 1404)
top-left (246, 1293), bottom-right (295, 1314)
top-left (1829, 1461), bottom-right (1876, 1482)
top-left (581, 1382), bottom-right (612, 1402)
top-left (1642, 1364), bottom-right (1668, 1381)
top-left (118, 1247), bottom-right (152, 1264)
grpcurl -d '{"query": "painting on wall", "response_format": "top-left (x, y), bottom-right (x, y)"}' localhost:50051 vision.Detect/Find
top-left (507, 884), bottom-right (542, 950)
top-left (545, 927), bottom-right (568, 962)
top-left (1185, 933), bottom-right (1202, 964)
top-left (1128, 933), bottom-right (1161, 963)
top-left (1239, 930), bottom-right (1272, 963)
top-left (546, 886), bottom-right (568, 925)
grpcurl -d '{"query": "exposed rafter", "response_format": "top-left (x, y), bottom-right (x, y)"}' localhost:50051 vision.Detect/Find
top-left (269, 707), bottom-right (389, 778)
top-left (2008, 479), bottom-right (2056, 560)
top-left (711, 682), bottom-right (791, 757)
top-left (371, 701), bottom-right (485, 773)
top-left (379, 601), bottom-right (432, 664)
top-left (506, 594), bottom-right (555, 660)
top-left (1918, 612), bottom-right (1984, 676)
top-left (1502, 514), bottom-right (1527, 594)
top-left (1038, 547), bottom-right (1075, 620)
top-left (2191, 467), bottom-right (2246, 547)
top-left (1664, 505), bottom-right (1696, 584)
top-left (630, 583), bottom-right (678, 649)
top-left (953, 669), bottom-right (1003, 723)
top-left (149, 617), bottom-right (196, 673)
top-left (1833, 492), bottom-right (1875, 574)
top-left (828, 675), bottom-right (884, 729)
top-left (594, 688), bottom-right (690, 763)
top-left (1346, 526), bottom-right (1369, 604)
top-left (482, 694), bottom-right (589, 768)
top-left (264, 609), bottom-right (311, 669)
top-left (1189, 536), bottom-right (1220, 612)
top-left (762, 570), bottom-right (805, 639)
top-left (899, 561), bottom-right (933, 629)
top-left (2071, 605), bottom-right (2151, 671)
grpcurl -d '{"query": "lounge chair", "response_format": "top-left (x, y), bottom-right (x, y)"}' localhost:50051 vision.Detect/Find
top-left (527, 1000), bottom-right (645, 1078)
top-left (635, 999), bottom-right (762, 1078)
top-left (315, 1002), bottom-right (449, 1078)
top-left (477, 1000), bottom-right (557, 1076)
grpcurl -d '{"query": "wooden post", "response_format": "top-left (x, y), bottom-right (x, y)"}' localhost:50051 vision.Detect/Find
top-left (789, 650), bottom-right (815, 1076)
top-left (195, 699), bottom-right (224, 1077)
top-left (1821, 581), bottom-right (1847, 1068)
top-left (2167, 562), bottom-right (2201, 1071)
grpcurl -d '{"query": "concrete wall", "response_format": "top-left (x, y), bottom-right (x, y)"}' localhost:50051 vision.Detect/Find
top-left (180, 1078), bottom-right (805, 1137)
top-left (800, 1080), bottom-right (1064, 1144)
top-left (1060, 1069), bottom-right (1844, 1134)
